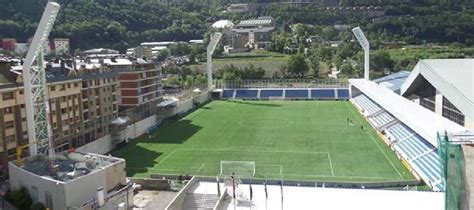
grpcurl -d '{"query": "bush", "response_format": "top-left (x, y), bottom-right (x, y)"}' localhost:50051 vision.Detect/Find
top-left (5, 187), bottom-right (32, 210)
top-left (31, 203), bottom-right (46, 210)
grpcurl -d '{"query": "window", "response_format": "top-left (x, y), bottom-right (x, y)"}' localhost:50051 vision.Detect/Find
top-left (67, 83), bottom-right (71, 88)
top-left (60, 84), bottom-right (65, 91)
top-left (19, 90), bottom-right (23, 95)
top-left (61, 108), bottom-right (67, 114)
top-left (5, 121), bottom-right (14, 128)
top-left (51, 85), bottom-right (56, 91)
top-left (4, 107), bottom-right (13, 114)
top-left (74, 82), bottom-right (79, 88)
top-left (2, 92), bottom-right (14, 100)
top-left (442, 97), bottom-right (465, 126)
top-left (5, 135), bottom-right (15, 143)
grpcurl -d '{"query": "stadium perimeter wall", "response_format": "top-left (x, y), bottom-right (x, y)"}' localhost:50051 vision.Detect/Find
top-left (77, 92), bottom-right (212, 155)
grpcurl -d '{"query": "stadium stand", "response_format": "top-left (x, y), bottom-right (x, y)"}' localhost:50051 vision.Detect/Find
top-left (351, 92), bottom-right (445, 191)
top-left (220, 88), bottom-right (350, 100)
top-left (222, 89), bottom-right (234, 99)
top-left (260, 89), bottom-right (284, 99)
top-left (285, 89), bottom-right (309, 99)
top-left (311, 89), bottom-right (335, 99)
top-left (235, 89), bottom-right (258, 99)
top-left (337, 89), bottom-right (350, 99)
top-left (369, 112), bottom-right (395, 128)
top-left (352, 94), bottom-right (382, 115)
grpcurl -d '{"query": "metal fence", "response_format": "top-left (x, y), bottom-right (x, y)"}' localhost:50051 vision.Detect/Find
top-left (214, 79), bottom-right (349, 89)
top-left (438, 133), bottom-right (464, 210)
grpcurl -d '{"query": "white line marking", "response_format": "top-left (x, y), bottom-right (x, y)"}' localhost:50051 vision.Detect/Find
top-left (327, 153), bottom-right (335, 177)
top-left (346, 102), bottom-right (404, 178)
top-left (197, 163), bottom-right (206, 173)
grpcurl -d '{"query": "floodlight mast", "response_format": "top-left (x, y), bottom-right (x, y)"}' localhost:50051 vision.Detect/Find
top-left (23, 2), bottom-right (60, 157)
top-left (352, 27), bottom-right (370, 80)
top-left (206, 33), bottom-right (222, 90)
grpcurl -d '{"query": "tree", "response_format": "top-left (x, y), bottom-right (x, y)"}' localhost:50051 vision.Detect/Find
top-left (155, 49), bottom-right (170, 62)
top-left (284, 54), bottom-right (309, 78)
top-left (371, 50), bottom-right (395, 72)
top-left (308, 52), bottom-right (320, 78)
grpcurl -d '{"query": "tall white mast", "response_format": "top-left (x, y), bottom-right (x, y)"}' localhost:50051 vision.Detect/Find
top-left (206, 33), bottom-right (222, 90)
top-left (352, 27), bottom-right (370, 80)
top-left (22, 2), bottom-right (60, 157)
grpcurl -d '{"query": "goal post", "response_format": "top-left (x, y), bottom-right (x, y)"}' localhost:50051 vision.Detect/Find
top-left (220, 161), bottom-right (256, 178)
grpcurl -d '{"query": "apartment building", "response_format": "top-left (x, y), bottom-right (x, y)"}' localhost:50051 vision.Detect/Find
top-left (0, 60), bottom-right (82, 174)
top-left (77, 61), bottom-right (119, 146)
top-left (87, 57), bottom-right (163, 121)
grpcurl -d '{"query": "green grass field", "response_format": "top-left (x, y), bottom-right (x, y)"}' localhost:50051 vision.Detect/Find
top-left (113, 100), bottom-right (415, 182)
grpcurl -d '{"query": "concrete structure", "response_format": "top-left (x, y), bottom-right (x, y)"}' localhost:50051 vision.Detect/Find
top-left (167, 180), bottom-right (444, 210)
top-left (227, 3), bottom-right (249, 13)
top-left (401, 59), bottom-right (474, 130)
top-left (134, 46), bottom-right (153, 60)
top-left (8, 152), bottom-right (132, 209)
top-left (53, 38), bottom-right (70, 54)
top-left (14, 43), bottom-right (29, 55)
top-left (83, 48), bottom-right (119, 57)
top-left (230, 17), bottom-right (276, 51)
top-left (373, 70), bottom-right (410, 94)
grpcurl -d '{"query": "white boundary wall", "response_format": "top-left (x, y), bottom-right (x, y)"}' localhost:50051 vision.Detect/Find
top-left (77, 91), bottom-right (212, 155)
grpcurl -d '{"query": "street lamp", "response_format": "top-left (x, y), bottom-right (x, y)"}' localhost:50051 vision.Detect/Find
top-left (352, 27), bottom-right (370, 80)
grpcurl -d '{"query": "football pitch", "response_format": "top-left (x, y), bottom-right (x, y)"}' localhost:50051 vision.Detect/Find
top-left (113, 100), bottom-right (415, 182)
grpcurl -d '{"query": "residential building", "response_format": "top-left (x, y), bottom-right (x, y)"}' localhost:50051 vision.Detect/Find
top-left (14, 43), bottom-right (29, 55)
top-left (134, 46), bottom-right (153, 60)
top-left (227, 3), bottom-right (249, 13)
top-left (53, 38), bottom-right (70, 54)
top-left (83, 48), bottom-right (119, 57)
top-left (0, 60), bottom-right (82, 174)
top-left (76, 61), bottom-right (119, 147)
top-left (230, 17), bottom-right (276, 51)
top-left (87, 57), bottom-right (163, 121)
top-left (1, 39), bottom-right (16, 52)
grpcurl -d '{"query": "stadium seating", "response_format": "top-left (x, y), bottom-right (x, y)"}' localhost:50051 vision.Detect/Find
top-left (387, 123), bottom-right (444, 190)
top-left (220, 88), bottom-right (349, 100)
top-left (369, 112), bottom-right (395, 128)
top-left (352, 94), bottom-right (382, 115)
top-left (285, 89), bottom-right (309, 99)
top-left (260, 89), bottom-right (284, 99)
top-left (222, 90), bottom-right (234, 99)
top-left (311, 89), bottom-right (335, 99)
top-left (337, 89), bottom-right (350, 99)
top-left (235, 89), bottom-right (258, 99)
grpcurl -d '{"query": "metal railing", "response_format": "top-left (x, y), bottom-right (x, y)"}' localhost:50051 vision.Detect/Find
top-left (214, 79), bottom-right (349, 89)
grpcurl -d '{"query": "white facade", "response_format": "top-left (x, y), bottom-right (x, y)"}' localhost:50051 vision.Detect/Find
top-left (54, 38), bottom-right (70, 54)
top-left (14, 43), bottom-right (29, 55)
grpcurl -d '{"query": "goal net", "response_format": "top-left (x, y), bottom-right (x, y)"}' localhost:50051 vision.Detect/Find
top-left (220, 161), bottom-right (256, 178)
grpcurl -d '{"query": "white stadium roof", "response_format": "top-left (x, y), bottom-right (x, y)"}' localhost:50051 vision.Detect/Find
top-left (350, 79), bottom-right (469, 147)
top-left (212, 20), bottom-right (234, 29)
top-left (401, 59), bottom-right (474, 121)
top-left (193, 181), bottom-right (444, 210)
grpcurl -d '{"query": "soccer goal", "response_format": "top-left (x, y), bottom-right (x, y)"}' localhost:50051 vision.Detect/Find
top-left (220, 161), bottom-right (256, 178)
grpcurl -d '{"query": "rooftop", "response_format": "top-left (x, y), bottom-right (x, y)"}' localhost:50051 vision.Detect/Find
top-left (14, 152), bottom-right (124, 183)
top-left (401, 59), bottom-right (474, 120)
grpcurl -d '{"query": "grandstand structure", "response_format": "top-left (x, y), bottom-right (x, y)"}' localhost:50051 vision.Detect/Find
top-left (401, 59), bottom-right (474, 131)
top-left (350, 79), bottom-right (471, 192)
